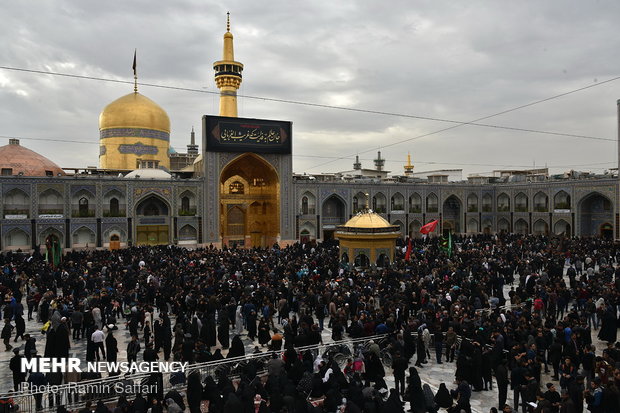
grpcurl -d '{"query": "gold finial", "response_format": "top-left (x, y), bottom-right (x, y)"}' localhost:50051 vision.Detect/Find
top-left (227, 11), bottom-right (230, 32)
top-left (365, 193), bottom-right (370, 210)
top-left (404, 151), bottom-right (414, 175)
top-left (132, 49), bottom-right (138, 93)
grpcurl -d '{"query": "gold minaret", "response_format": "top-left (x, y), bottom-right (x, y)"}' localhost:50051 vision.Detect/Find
top-left (213, 12), bottom-right (244, 117)
top-left (404, 152), bottom-right (414, 176)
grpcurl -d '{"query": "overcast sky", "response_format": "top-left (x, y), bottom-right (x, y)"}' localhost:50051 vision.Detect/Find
top-left (2, 1), bottom-right (620, 177)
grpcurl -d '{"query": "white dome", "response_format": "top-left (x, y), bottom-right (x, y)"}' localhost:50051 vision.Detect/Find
top-left (125, 168), bottom-right (171, 180)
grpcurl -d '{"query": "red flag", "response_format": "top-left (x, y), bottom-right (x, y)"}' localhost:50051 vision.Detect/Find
top-left (405, 238), bottom-right (412, 261)
top-left (419, 219), bottom-right (438, 234)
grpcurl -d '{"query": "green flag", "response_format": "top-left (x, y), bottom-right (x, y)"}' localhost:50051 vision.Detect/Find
top-left (53, 241), bottom-right (62, 267)
top-left (440, 232), bottom-right (452, 257)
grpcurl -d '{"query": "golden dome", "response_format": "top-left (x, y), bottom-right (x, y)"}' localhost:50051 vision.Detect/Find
top-left (342, 212), bottom-right (393, 229)
top-left (99, 92), bottom-right (170, 132)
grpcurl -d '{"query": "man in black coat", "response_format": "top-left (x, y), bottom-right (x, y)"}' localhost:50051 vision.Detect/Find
top-left (126, 335), bottom-right (141, 363)
top-left (391, 352), bottom-right (408, 395)
top-left (511, 360), bottom-right (527, 412)
top-left (495, 359), bottom-right (509, 410)
top-left (143, 342), bottom-right (159, 362)
top-left (9, 348), bottom-right (25, 391)
top-left (1, 319), bottom-right (13, 351)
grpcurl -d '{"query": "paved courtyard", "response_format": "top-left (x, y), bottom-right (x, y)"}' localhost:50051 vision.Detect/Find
top-left (0, 266), bottom-right (608, 413)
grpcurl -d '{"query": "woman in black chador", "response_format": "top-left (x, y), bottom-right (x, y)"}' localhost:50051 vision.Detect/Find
top-left (258, 317), bottom-right (271, 347)
top-left (218, 310), bottom-right (230, 349)
top-left (227, 335), bottom-right (245, 358)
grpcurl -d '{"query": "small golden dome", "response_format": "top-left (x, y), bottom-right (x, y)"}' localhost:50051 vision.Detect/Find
top-left (342, 212), bottom-right (393, 229)
top-left (99, 92), bottom-right (170, 132)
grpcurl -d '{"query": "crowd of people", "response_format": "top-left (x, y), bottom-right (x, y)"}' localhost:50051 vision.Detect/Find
top-left (0, 233), bottom-right (618, 413)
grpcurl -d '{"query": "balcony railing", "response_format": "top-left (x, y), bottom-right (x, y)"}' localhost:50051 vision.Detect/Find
top-left (72, 209), bottom-right (96, 218)
top-left (534, 205), bottom-right (548, 212)
top-left (103, 210), bottom-right (127, 217)
top-left (3, 205), bottom-right (29, 217)
top-left (467, 205), bottom-right (478, 212)
top-left (38, 205), bottom-right (64, 215)
top-left (497, 205), bottom-right (510, 212)
top-left (178, 208), bottom-right (197, 216)
top-left (515, 206), bottom-right (528, 212)
top-left (374, 207), bottom-right (386, 213)
top-left (409, 206), bottom-right (422, 213)
top-left (323, 216), bottom-right (345, 225)
top-left (427, 207), bottom-right (438, 213)
top-left (300, 208), bottom-right (316, 215)
top-left (554, 202), bottom-right (570, 210)
top-left (481, 205), bottom-right (492, 212)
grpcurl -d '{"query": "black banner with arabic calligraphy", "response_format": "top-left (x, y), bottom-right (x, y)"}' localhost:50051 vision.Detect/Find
top-left (203, 115), bottom-right (292, 154)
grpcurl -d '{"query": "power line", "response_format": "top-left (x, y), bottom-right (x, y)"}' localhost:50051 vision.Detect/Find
top-left (307, 75), bottom-right (620, 170)
top-left (1, 135), bottom-right (613, 171)
top-left (0, 65), bottom-right (615, 148)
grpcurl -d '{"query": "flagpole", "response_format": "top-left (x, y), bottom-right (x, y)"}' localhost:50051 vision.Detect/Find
top-left (133, 49), bottom-right (138, 93)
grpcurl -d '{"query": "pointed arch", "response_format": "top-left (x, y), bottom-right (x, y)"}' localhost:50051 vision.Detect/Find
top-left (497, 193), bottom-right (510, 212)
top-left (72, 226), bottom-right (96, 246)
top-left (515, 192), bottom-right (528, 212)
top-left (136, 194), bottom-right (170, 216)
top-left (392, 220), bottom-right (405, 235)
top-left (466, 218), bottom-right (478, 234)
top-left (5, 228), bottom-right (30, 248)
top-left (299, 221), bottom-right (316, 242)
top-left (372, 192), bottom-right (387, 213)
top-left (554, 219), bottom-right (571, 236)
top-left (514, 219), bottom-right (529, 234)
top-left (220, 153), bottom-right (279, 247)
top-left (390, 192), bottom-right (405, 211)
top-left (533, 191), bottom-right (549, 212)
top-left (354, 253), bottom-right (370, 268)
top-left (103, 189), bottom-right (126, 217)
top-left (426, 193), bottom-right (438, 213)
top-left (103, 227), bottom-right (127, 243)
top-left (533, 219), bottom-right (549, 235)
top-left (3, 188), bottom-right (30, 217)
top-left (300, 191), bottom-right (316, 215)
top-left (409, 220), bottom-right (422, 238)
top-left (178, 224), bottom-right (198, 241)
top-left (38, 188), bottom-right (64, 215)
top-left (443, 195), bottom-right (462, 233)
top-left (353, 192), bottom-right (366, 214)
top-left (578, 191), bottom-right (613, 236)
top-left (481, 193), bottom-right (493, 212)
top-left (39, 227), bottom-right (63, 246)
top-left (72, 189), bottom-right (95, 217)
top-left (467, 193), bottom-right (478, 212)
top-left (179, 190), bottom-right (196, 216)
top-left (409, 193), bottom-right (422, 213)
top-left (553, 190), bottom-right (571, 210)
top-left (497, 218), bottom-right (510, 232)
top-left (482, 219), bottom-right (493, 234)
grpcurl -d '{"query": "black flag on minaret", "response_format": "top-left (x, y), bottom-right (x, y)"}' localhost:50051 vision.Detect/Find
top-left (132, 49), bottom-right (137, 76)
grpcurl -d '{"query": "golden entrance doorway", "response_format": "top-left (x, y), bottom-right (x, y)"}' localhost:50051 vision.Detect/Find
top-left (220, 154), bottom-right (279, 248)
top-left (136, 225), bottom-right (169, 245)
